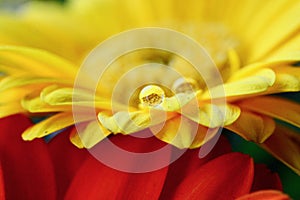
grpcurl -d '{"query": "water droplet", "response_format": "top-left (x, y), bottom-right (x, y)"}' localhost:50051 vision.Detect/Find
top-left (139, 85), bottom-right (165, 107)
top-left (172, 77), bottom-right (198, 93)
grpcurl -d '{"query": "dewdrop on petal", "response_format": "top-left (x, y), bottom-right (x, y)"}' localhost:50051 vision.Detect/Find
top-left (139, 85), bottom-right (165, 107)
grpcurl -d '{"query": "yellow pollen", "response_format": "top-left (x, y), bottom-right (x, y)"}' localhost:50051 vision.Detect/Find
top-left (139, 85), bottom-right (165, 107)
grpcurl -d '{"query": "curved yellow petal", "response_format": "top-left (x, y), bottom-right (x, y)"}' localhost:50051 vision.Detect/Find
top-left (0, 87), bottom-right (45, 118)
top-left (226, 110), bottom-right (275, 143)
top-left (0, 87), bottom-right (33, 103)
top-left (184, 104), bottom-right (241, 128)
top-left (238, 96), bottom-right (300, 128)
top-left (151, 116), bottom-right (219, 149)
top-left (150, 91), bottom-right (200, 112)
top-left (228, 48), bottom-right (241, 74)
top-left (228, 52), bottom-right (300, 82)
top-left (245, 1), bottom-right (300, 62)
top-left (0, 76), bottom-right (69, 92)
top-left (260, 124), bottom-right (300, 175)
top-left (21, 90), bottom-right (71, 113)
top-left (70, 120), bottom-right (111, 149)
top-left (98, 111), bottom-right (151, 134)
top-left (0, 102), bottom-right (26, 118)
top-left (22, 112), bottom-right (93, 140)
top-left (0, 46), bottom-right (77, 78)
top-left (201, 68), bottom-right (275, 100)
top-left (98, 110), bottom-right (175, 134)
top-left (41, 85), bottom-right (126, 111)
top-left (266, 66), bottom-right (300, 93)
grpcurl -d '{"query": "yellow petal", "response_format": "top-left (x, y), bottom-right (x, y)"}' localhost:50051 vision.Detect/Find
top-left (98, 110), bottom-right (175, 134)
top-left (0, 64), bottom-right (25, 75)
top-left (238, 96), bottom-right (300, 128)
top-left (0, 87), bottom-right (45, 118)
top-left (98, 111), bottom-right (151, 134)
top-left (260, 124), bottom-right (300, 175)
top-left (0, 46), bottom-right (77, 78)
top-left (151, 91), bottom-right (200, 112)
top-left (0, 102), bottom-right (26, 118)
top-left (21, 90), bottom-right (71, 113)
top-left (0, 76), bottom-right (69, 92)
top-left (266, 66), bottom-right (300, 93)
top-left (266, 32), bottom-right (300, 61)
top-left (70, 120), bottom-right (111, 149)
top-left (151, 115), bottom-right (219, 149)
top-left (183, 103), bottom-right (241, 128)
top-left (228, 48), bottom-right (241, 74)
top-left (201, 68), bottom-right (275, 100)
top-left (245, 1), bottom-right (300, 62)
top-left (41, 85), bottom-right (125, 110)
top-left (226, 110), bottom-right (275, 143)
top-left (228, 52), bottom-right (300, 82)
top-left (0, 87), bottom-right (33, 103)
top-left (22, 112), bottom-right (93, 140)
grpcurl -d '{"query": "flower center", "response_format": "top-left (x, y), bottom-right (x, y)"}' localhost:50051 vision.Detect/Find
top-left (139, 85), bottom-right (165, 107)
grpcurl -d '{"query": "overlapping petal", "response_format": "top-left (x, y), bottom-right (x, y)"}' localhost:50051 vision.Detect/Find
top-left (0, 115), bottom-right (56, 200)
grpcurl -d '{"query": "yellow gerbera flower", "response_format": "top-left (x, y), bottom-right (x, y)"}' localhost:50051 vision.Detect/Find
top-left (0, 0), bottom-right (300, 174)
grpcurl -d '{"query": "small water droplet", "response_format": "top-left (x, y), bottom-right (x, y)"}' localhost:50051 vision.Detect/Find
top-left (139, 85), bottom-right (165, 107)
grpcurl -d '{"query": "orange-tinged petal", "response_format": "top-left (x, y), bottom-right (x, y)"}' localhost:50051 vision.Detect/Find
top-left (173, 153), bottom-right (254, 200)
top-left (226, 110), bottom-right (275, 143)
top-left (260, 124), bottom-right (300, 175)
top-left (236, 190), bottom-right (290, 200)
top-left (238, 96), bottom-right (300, 128)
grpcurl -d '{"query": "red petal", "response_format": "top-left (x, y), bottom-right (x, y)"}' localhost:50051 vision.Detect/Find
top-left (0, 115), bottom-right (56, 200)
top-left (251, 164), bottom-right (282, 192)
top-left (236, 190), bottom-right (290, 200)
top-left (48, 128), bottom-right (90, 199)
top-left (0, 163), bottom-right (5, 200)
top-left (65, 130), bottom-right (170, 200)
top-left (159, 135), bottom-right (232, 199)
top-left (172, 152), bottom-right (254, 200)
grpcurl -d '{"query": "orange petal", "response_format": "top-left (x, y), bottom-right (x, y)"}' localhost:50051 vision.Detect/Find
top-left (260, 124), bottom-right (300, 175)
top-left (236, 190), bottom-right (290, 200)
top-left (226, 110), bottom-right (275, 143)
top-left (238, 96), bottom-right (300, 128)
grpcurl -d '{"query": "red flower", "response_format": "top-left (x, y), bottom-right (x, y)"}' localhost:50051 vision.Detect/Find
top-left (0, 115), bottom-right (290, 199)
